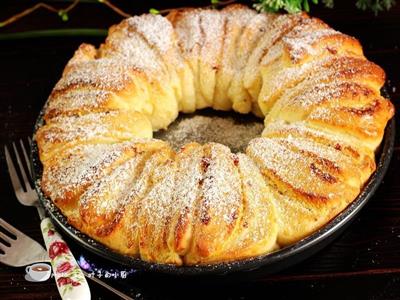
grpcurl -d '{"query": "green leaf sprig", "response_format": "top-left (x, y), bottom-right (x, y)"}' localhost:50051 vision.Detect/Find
top-left (253, 0), bottom-right (396, 14)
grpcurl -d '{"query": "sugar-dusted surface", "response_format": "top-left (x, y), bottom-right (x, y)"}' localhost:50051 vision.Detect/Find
top-left (125, 13), bottom-right (187, 94)
top-left (139, 156), bottom-right (176, 227)
top-left (243, 13), bottom-right (305, 92)
top-left (232, 152), bottom-right (277, 247)
top-left (285, 28), bottom-right (337, 61)
top-left (202, 143), bottom-right (242, 225)
top-left (101, 20), bottom-right (167, 76)
top-left (265, 81), bottom-right (376, 126)
top-left (55, 58), bottom-right (133, 91)
top-left (282, 16), bottom-right (337, 62)
top-left (247, 137), bottom-right (353, 202)
top-left (172, 8), bottom-right (202, 56)
top-left (45, 89), bottom-right (112, 117)
top-left (262, 119), bottom-right (368, 151)
top-left (199, 9), bottom-right (225, 67)
top-left (80, 154), bottom-right (145, 218)
top-left (222, 6), bottom-right (257, 66)
top-left (283, 136), bottom-right (355, 172)
top-left (284, 81), bottom-right (372, 109)
top-left (169, 144), bottom-right (204, 253)
top-left (42, 142), bottom-right (129, 201)
top-left (213, 5), bottom-right (256, 107)
top-left (127, 14), bottom-right (175, 54)
top-left (39, 112), bottom-right (131, 143)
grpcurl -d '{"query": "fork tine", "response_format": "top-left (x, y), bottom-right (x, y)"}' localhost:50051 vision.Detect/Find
top-left (0, 231), bottom-right (13, 245)
top-left (12, 142), bottom-right (30, 191)
top-left (28, 136), bottom-right (32, 146)
top-left (0, 219), bottom-right (19, 237)
top-left (20, 139), bottom-right (32, 179)
top-left (4, 145), bottom-right (23, 194)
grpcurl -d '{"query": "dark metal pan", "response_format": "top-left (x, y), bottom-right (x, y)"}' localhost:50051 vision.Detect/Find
top-left (31, 104), bottom-right (395, 276)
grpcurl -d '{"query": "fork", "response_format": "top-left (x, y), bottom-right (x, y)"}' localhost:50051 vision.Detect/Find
top-left (4, 138), bottom-right (91, 300)
top-left (0, 218), bottom-right (134, 300)
top-left (0, 218), bottom-right (49, 266)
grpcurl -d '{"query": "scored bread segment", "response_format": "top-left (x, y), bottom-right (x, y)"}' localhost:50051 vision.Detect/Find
top-left (168, 8), bottom-right (209, 109)
top-left (36, 111), bottom-right (152, 162)
top-left (246, 136), bottom-right (366, 245)
top-left (242, 13), bottom-right (307, 113)
top-left (228, 12), bottom-right (277, 114)
top-left (185, 143), bottom-right (243, 264)
top-left (255, 15), bottom-right (365, 116)
top-left (98, 17), bottom-right (179, 130)
top-left (213, 5), bottom-right (256, 111)
top-left (262, 120), bottom-right (376, 183)
top-left (258, 55), bottom-right (385, 116)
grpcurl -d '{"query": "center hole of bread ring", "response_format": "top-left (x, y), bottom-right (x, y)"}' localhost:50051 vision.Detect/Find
top-left (154, 109), bottom-right (263, 153)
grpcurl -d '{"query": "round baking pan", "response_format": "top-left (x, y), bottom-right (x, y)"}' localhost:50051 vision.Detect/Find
top-left (31, 104), bottom-right (395, 276)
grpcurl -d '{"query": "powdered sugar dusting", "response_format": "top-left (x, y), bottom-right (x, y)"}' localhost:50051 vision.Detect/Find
top-left (173, 145), bottom-right (203, 220)
top-left (40, 112), bottom-right (133, 143)
top-left (243, 13), bottom-right (304, 92)
top-left (237, 13), bottom-right (275, 62)
top-left (80, 154), bottom-right (145, 217)
top-left (260, 54), bottom-right (340, 108)
top-left (233, 153), bottom-right (272, 245)
top-left (263, 120), bottom-right (345, 144)
top-left (42, 142), bottom-right (130, 201)
top-left (286, 81), bottom-right (349, 109)
top-left (139, 155), bottom-right (176, 229)
top-left (247, 137), bottom-right (344, 199)
top-left (269, 81), bottom-right (372, 122)
top-left (201, 144), bottom-right (242, 225)
top-left (55, 58), bottom-right (132, 91)
top-left (285, 28), bottom-right (338, 62)
top-left (199, 10), bottom-right (225, 66)
top-left (173, 9), bottom-right (202, 56)
top-left (214, 6), bottom-right (256, 101)
top-left (103, 33), bottom-right (164, 74)
top-left (127, 14), bottom-right (175, 54)
top-left (223, 6), bottom-right (256, 55)
top-left (46, 89), bottom-right (112, 117)
top-left (283, 136), bottom-right (350, 167)
top-left (281, 17), bottom-right (337, 62)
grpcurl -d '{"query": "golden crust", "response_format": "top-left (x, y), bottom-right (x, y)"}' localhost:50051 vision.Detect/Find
top-left (262, 121), bottom-right (376, 183)
top-left (36, 111), bottom-right (152, 162)
top-left (167, 7), bottom-right (211, 109)
top-left (241, 12), bottom-right (308, 113)
top-left (258, 55), bottom-right (385, 116)
top-left (36, 5), bottom-right (394, 265)
top-left (246, 136), bottom-right (366, 244)
top-left (264, 81), bottom-right (394, 150)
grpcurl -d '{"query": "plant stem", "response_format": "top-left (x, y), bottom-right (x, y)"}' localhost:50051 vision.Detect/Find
top-left (0, 29), bottom-right (108, 40)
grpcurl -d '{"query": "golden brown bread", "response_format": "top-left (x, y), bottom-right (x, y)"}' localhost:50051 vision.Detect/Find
top-left (42, 140), bottom-right (278, 265)
top-left (247, 136), bottom-right (370, 244)
top-left (228, 12), bottom-right (277, 114)
top-left (37, 5), bottom-right (394, 265)
top-left (36, 111), bottom-right (152, 162)
top-left (213, 5), bottom-right (257, 111)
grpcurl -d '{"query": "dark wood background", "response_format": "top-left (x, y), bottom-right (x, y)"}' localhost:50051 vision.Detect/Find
top-left (0, 1), bottom-right (399, 299)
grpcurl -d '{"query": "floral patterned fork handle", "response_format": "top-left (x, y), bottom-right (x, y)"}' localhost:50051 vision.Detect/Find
top-left (41, 218), bottom-right (91, 300)
top-left (5, 141), bottom-right (91, 299)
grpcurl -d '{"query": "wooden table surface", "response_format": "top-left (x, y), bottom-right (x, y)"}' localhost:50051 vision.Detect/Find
top-left (0, 1), bottom-right (399, 299)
